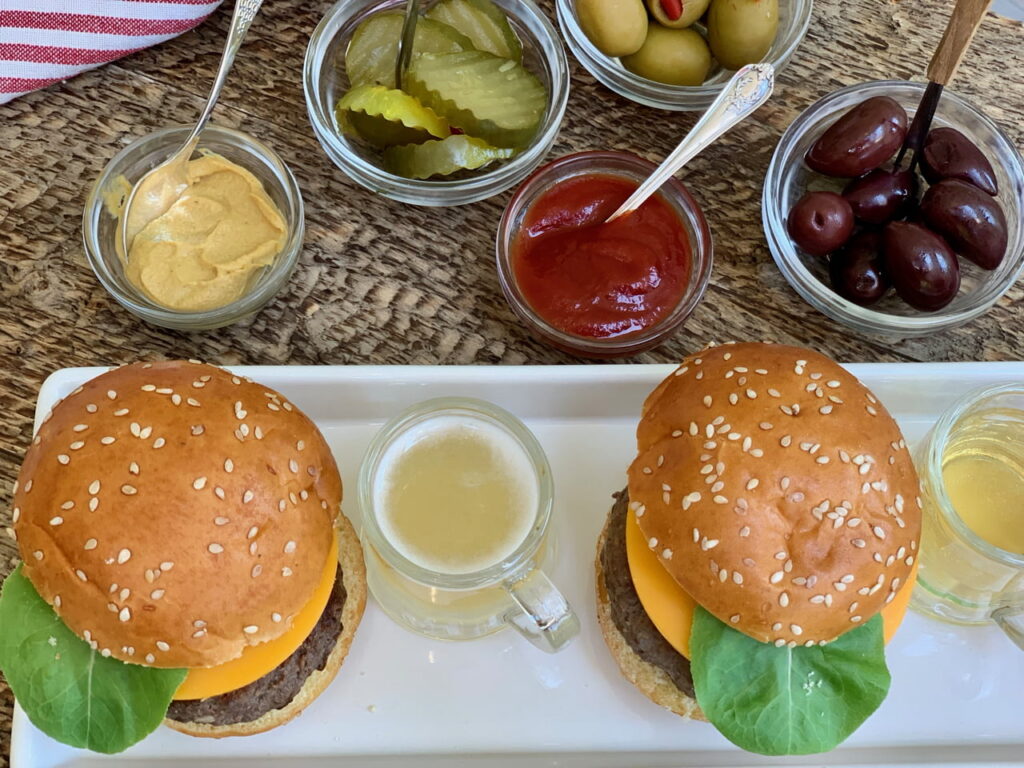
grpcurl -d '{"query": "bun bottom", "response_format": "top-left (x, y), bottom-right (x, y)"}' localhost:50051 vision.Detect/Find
top-left (595, 510), bottom-right (703, 720)
top-left (165, 512), bottom-right (367, 738)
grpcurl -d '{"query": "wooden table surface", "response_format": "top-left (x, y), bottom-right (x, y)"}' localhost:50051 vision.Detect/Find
top-left (1, 0), bottom-right (1022, 762)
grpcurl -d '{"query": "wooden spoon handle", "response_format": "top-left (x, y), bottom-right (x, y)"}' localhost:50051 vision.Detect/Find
top-left (927, 0), bottom-right (993, 85)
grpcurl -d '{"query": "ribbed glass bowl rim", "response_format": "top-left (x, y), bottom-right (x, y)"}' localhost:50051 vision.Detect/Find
top-left (763, 80), bottom-right (1024, 336)
top-left (302, 0), bottom-right (570, 204)
top-left (555, 0), bottom-right (813, 111)
top-left (495, 150), bottom-right (714, 356)
top-left (82, 124), bottom-right (304, 328)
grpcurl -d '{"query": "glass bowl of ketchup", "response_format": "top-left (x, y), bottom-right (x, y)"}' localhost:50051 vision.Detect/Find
top-left (496, 151), bottom-right (713, 358)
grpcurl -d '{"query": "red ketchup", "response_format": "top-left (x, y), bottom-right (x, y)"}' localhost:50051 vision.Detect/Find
top-left (511, 174), bottom-right (691, 339)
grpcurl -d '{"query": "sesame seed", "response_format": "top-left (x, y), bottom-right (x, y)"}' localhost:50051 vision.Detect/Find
top-left (281, 567), bottom-right (292, 577)
top-left (86, 403), bottom-right (98, 413)
top-left (713, 495), bottom-right (728, 504)
top-left (719, 569), bottom-right (728, 583)
top-left (117, 549), bottom-right (131, 564)
top-left (88, 480), bottom-right (101, 495)
top-left (119, 607), bottom-right (131, 622)
top-left (779, 592), bottom-right (790, 607)
top-left (61, 500), bottom-right (74, 510)
top-left (224, 459), bottom-right (234, 473)
top-left (49, 516), bottom-right (63, 526)
top-left (57, 454), bottom-right (70, 465)
top-left (243, 625), bottom-right (259, 634)
top-left (746, 478), bottom-right (759, 491)
top-left (107, 390), bottom-right (117, 400)
top-left (278, 499), bottom-right (287, 512)
top-left (703, 396), bottom-right (712, 408)
top-left (732, 571), bottom-right (743, 584)
top-left (129, 462), bottom-right (139, 475)
top-left (214, 516), bottom-right (230, 526)
top-left (689, 422), bottom-right (698, 435)
top-left (272, 612), bottom-right (282, 623)
top-left (791, 624), bottom-right (803, 635)
top-left (120, 588), bottom-right (130, 601)
top-left (284, 540), bottom-right (297, 554)
top-left (739, 526), bottom-right (750, 537)
top-left (770, 571), bottom-right (784, 584)
top-left (662, 548), bottom-right (674, 560)
top-left (851, 615), bottom-right (863, 623)
top-left (873, 525), bottom-right (886, 539)
top-left (208, 543), bottom-right (224, 554)
top-left (151, 589), bottom-right (165, 600)
top-left (774, 639), bottom-right (786, 647)
top-left (160, 561), bottom-right (174, 571)
top-left (157, 641), bottom-right (170, 652)
top-left (243, 490), bottom-right (254, 504)
top-left (648, 537), bottom-right (658, 549)
top-left (153, 437), bottom-right (166, 449)
top-left (193, 629), bottom-right (207, 638)
top-left (121, 484), bottom-right (137, 495)
top-left (251, 565), bottom-right (263, 578)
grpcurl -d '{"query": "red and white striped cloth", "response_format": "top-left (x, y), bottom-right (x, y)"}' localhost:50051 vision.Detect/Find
top-left (0, 0), bottom-right (222, 105)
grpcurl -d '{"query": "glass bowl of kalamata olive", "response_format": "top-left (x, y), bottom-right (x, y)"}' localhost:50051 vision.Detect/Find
top-left (763, 80), bottom-right (1024, 337)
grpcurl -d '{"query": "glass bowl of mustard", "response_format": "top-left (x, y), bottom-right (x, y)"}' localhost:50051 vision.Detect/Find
top-left (83, 124), bottom-right (304, 331)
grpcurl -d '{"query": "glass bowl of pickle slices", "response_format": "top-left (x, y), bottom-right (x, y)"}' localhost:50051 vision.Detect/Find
top-left (305, 0), bottom-right (570, 206)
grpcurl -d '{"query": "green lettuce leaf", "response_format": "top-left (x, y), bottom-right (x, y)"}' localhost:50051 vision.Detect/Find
top-left (0, 565), bottom-right (187, 753)
top-left (691, 605), bottom-right (890, 755)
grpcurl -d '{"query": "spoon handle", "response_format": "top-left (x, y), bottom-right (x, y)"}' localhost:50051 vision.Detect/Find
top-left (927, 0), bottom-right (992, 86)
top-left (396, 0), bottom-right (422, 90)
top-left (183, 0), bottom-right (264, 151)
top-left (605, 63), bottom-right (775, 224)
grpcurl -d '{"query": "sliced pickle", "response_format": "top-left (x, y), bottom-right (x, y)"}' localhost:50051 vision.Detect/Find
top-left (425, 0), bottom-right (522, 60)
top-left (345, 12), bottom-right (473, 88)
top-left (406, 51), bottom-right (546, 149)
top-left (336, 85), bottom-right (450, 148)
top-left (384, 135), bottom-right (514, 179)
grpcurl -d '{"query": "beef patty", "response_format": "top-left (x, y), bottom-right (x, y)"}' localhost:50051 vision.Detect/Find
top-left (601, 489), bottom-right (694, 698)
top-left (167, 565), bottom-right (348, 726)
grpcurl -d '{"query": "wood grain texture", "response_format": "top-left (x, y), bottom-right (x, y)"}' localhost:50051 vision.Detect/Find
top-left (927, 0), bottom-right (994, 84)
top-left (0, 0), bottom-right (1022, 762)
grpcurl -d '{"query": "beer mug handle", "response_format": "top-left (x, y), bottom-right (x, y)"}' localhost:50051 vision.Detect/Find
top-left (502, 567), bottom-right (580, 653)
top-left (992, 602), bottom-right (1024, 652)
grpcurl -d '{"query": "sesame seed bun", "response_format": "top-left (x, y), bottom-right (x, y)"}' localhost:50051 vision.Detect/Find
top-left (165, 511), bottom-right (366, 738)
top-left (627, 343), bottom-right (922, 646)
top-left (13, 361), bottom-right (343, 669)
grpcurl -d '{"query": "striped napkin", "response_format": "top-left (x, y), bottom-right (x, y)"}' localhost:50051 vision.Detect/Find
top-left (0, 0), bottom-right (222, 105)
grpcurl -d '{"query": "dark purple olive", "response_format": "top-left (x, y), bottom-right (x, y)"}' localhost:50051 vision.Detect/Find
top-left (806, 96), bottom-right (908, 178)
top-left (842, 168), bottom-right (916, 224)
top-left (921, 127), bottom-right (998, 196)
top-left (920, 179), bottom-right (1008, 270)
top-left (829, 229), bottom-right (890, 305)
top-left (787, 191), bottom-right (855, 256)
top-left (883, 221), bottom-right (960, 311)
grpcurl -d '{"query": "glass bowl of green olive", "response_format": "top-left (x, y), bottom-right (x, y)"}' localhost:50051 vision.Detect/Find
top-left (556, 0), bottom-right (812, 111)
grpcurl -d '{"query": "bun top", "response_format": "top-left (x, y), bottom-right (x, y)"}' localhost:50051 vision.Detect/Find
top-left (13, 361), bottom-right (341, 669)
top-left (628, 343), bottom-right (921, 646)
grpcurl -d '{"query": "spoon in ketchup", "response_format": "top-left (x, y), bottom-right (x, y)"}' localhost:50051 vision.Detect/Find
top-left (605, 63), bottom-right (775, 224)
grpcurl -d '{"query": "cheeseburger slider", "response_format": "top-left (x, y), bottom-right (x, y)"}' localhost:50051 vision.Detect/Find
top-left (0, 361), bottom-right (366, 753)
top-left (596, 343), bottom-right (921, 755)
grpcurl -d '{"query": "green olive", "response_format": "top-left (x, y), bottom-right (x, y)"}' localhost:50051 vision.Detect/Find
top-left (576, 0), bottom-right (648, 58)
top-left (645, 0), bottom-right (712, 29)
top-left (706, 0), bottom-right (778, 71)
top-left (621, 26), bottom-right (711, 86)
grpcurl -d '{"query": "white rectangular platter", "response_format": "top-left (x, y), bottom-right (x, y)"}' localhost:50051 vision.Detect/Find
top-left (12, 362), bottom-right (1024, 768)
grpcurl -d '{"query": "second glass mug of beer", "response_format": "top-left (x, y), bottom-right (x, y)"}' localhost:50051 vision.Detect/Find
top-left (911, 383), bottom-right (1024, 650)
top-left (358, 397), bottom-right (580, 652)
